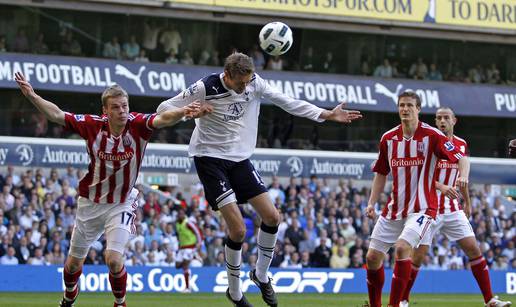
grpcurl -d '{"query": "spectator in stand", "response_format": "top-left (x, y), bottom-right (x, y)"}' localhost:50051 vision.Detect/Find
top-left (301, 46), bottom-right (315, 71)
top-left (360, 55), bottom-right (372, 76)
top-left (320, 51), bottom-right (336, 73)
top-left (249, 45), bottom-right (265, 70)
top-left (135, 49), bottom-right (149, 62)
top-left (0, 246), bottom-right (19, 265)
top-left (409, 57), bottom-right (428, 79)
top-left (179, 50), bottom-right (194, 65)
top-left (373, 59), bottom-right (393, 78)
top-left (165, 49), bottom-right (179, 64)
top-left (142, 19), bottom-right (160, 61)
top-left (103, 36), bottom-right (121, 59)
top-left (486, 63), bottom-right (500, 82)
top-left (330, 246), bottom-right (349, 268)
top-left (46, 243), bottom-right (65, 265)
top-left (122, 35), bottom-right (140, 60)
top-left (159, 23), bottom-right (182, 61)
top-left (208, 50), bottom-right (220, 66)
top-left (426, 63), bottom-right (443, 81)
top-left (266, 56), bottom-right (283, 71)
top-left (28, 247), bottom-right (46, 265)
top-left (197, 50), bottom-right (211, 66)
top-left (13, 27), bottom-right (29, 53)
top-left (32, 33), bottom-right (49, 54)
top-left (60, 31), bottom-right (82, 56)
top-left (0, 35), bottom-right (7, 52)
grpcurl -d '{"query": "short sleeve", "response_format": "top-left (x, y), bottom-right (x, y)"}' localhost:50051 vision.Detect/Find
top-left (372, 137), bottom-right (390, 176)
top-left (130, 112), bottom-right (157, 141)
top-left (433, 134), bottom-right (464, 162)
top-left (64, 112), bottom-right (100, 139)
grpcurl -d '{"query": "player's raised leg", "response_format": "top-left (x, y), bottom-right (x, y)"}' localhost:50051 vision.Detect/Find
top-left (365, 246), bottom-right (386, 307)
top-left (399, 244), bottom-right (427, 307)
top-left (60, 255), bottom-right (85, 307)
top-left (459, 236), bottom-right (511, 307)
top-left (220, 203), bottom-right (253, 307)
top-left (248, 192), bottom-right (279, 307)
top-left (105, 228), bottom-right (130, 307)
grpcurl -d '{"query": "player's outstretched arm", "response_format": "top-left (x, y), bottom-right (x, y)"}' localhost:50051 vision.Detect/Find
top-left (456, 156), bottom-right (470, 190)
top-left (435, 181), bottom-right (459, 199)
top-left (319, 102), bottom-right (363, 123)
top-left (14, 72), bottom-right (65, 126)
top-left (366, 173), bottom-right (387, 219)
top-left (152, 101), bottom-right (213, 129)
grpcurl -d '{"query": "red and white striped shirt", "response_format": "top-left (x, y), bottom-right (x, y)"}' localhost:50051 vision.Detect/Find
top-left (64, 112), bottom-right (156, 204)
top-left (436, 135), bottom-right (468, 214)
top-left (373, 121), bottom-right (464, 220)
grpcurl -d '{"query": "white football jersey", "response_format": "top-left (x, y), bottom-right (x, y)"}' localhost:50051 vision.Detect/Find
top-left (157, 73), bottom-right (325, 161)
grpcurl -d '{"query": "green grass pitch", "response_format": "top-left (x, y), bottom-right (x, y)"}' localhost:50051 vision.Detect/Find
top-left (0, 292), bottom-right (494, 307)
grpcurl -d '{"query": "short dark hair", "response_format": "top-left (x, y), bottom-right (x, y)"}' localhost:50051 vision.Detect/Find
top-left (101, 84), bottom-right (128, 108)
top-left (397, 91), bottom-right (421, 108)
top-left (436, 106), bottom-right (456, 116)
top-left (224, 52), bottom-right (255, 77)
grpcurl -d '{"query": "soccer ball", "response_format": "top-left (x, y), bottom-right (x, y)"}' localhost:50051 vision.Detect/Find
top-left (259, 22), bottom-right (293, 56)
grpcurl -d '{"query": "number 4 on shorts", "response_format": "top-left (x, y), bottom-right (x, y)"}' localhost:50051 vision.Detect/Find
top-left (416, 215), bottom-right (425, 226)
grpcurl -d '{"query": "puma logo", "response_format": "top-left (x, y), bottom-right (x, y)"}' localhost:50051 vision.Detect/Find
top-left (374, 83), bottom-right (403, 105)
top-left (115, 64), bottom-right (146, 93)
top-left (212, 86), bottom-right (219, 94)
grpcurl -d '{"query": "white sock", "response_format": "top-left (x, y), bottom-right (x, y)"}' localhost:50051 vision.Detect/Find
top-left (225, 238), bottom-right (243, 301)
top-left (256, 223), bottom-right (278, 283)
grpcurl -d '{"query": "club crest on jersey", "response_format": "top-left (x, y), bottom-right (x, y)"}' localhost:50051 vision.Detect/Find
top-left (74, 114), bottom-right (85, 122)
top-left (444, 141), bottom-right (455, 151)
top-left (223, 102), bottom-right (244, 122)
top-left (123, 136), bottom-right (132, 147)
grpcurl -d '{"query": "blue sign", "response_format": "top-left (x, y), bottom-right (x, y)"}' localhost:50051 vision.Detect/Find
top-left (1, 53), bottom-right (516, 117)
top-left (0, 266), bottom-right (514, 294)
top-left (1, 136), bottom-right (516, 184)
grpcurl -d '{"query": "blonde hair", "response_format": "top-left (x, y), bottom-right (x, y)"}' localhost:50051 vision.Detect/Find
top-left (101, 84), bottom-right (128, 107)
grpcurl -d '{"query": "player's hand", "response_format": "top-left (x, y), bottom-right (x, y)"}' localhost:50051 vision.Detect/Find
top-left (366, 204), bottom-right (376, 219)
top-left (323, 102), bottom-right (362, 123)
top-left (440, 185), bottom-right (459, 200)
top-left (463, 203), bottom-right (472, 219)
top-left (456, 176), bottom-right (468, 190)
top-left (14, 72), bottom-right (37, 99)
top-left (184, 100), bottom-right (213, 119)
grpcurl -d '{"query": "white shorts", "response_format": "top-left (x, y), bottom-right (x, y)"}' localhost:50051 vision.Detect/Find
top-left (176, 248), bottom-right (196, 263)
top-left (370, 213), bottom-right (433, 254)
top-left (69, 189), bottom-right (140, 258)
top-left (420, 210), bottom-right (475, 246)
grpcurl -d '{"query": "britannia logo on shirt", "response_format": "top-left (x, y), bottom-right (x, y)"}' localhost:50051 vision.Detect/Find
top-left (98, 148), bottom-right (134, 161)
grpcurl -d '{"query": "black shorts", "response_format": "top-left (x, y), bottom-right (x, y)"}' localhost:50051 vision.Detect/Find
top-left (193, 156), bottom-right (268, 211)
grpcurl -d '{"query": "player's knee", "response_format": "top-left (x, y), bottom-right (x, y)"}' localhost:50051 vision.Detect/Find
top-left (394, 240), bottom-right (412, 259)
top-left (263, 210), bottom-right (280, 227)
top-left (230, 227), bottom-right (246, 242)
top-left (366, 250), bottom-right (383, 268)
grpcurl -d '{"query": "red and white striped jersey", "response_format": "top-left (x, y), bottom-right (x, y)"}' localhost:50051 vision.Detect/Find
top-left (372, 121), bottom-right (464, 220)
top-left (436, 135), bottom-right (468, 214)
top-left (64, 112), bottom-right (156, 204)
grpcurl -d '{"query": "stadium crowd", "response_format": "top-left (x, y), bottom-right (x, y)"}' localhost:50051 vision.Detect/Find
top-left (0, 167), bottom-right (514, 271)
top-left (1, 20), bottom-right (515, 85)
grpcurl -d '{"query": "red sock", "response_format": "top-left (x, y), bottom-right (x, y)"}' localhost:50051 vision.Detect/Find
top-left (470, 256), bottom-right (493, 303)
top-left (184, 270), bottom-right (190, 289)
top-left (367, 265), bottom-right (385, 307)
top-left (109, 266), bottom-right (127, 304)
top-left (63, 266), bottom-right (82, 301)
top-left (389, 259), bottom-right (412, 307)
top-left (401, 263), bottom-right (420, 302)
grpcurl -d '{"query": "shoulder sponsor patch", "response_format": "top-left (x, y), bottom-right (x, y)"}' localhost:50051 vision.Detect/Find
top-left (182, 83), bottom-right (199, 99)
top-left (444, 141), bottom-right (455, 151)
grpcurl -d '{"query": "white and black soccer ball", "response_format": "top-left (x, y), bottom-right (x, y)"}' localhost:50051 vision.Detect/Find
top-left (259, 22), bottom-right (293, 56)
